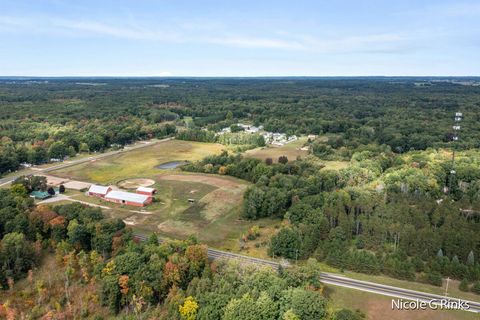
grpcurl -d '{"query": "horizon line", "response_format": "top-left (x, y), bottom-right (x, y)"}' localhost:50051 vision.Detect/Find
top-left (1, 75), bottom-right (480, 79)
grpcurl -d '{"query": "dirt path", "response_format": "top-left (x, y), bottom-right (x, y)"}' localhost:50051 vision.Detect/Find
top-left (39, 194), bottom-right (112, 209)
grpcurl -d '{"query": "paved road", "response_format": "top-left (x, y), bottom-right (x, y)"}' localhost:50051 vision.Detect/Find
top-left (0, 137), bottom-right (174, 187)
top-left (320, 272), bottom-right (480, 313)
top-left (134, 233), bottom-right (480, 313)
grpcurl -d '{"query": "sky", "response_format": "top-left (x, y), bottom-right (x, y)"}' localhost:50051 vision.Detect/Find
top-left (0, 0), bottom-right (479, 76)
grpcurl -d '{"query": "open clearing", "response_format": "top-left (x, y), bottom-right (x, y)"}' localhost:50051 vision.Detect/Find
top-left (51, 139), bottom-right (226, 184)
top-left (65, 173), bottom-right (254, 246)
top-left (243, 137), bottom-right (309, 163)
top-left (46, 139), bottom-right (264, 248)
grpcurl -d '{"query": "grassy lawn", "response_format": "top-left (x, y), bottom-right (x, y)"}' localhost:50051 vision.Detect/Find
top-left (45, 139), bottom-right (264, 249)
top-left (51, 140), bottom-right (226, 184)
top-left (325, 285), bottom-right (478, 320)
top-left (321, 160), bottom-right (350, 170)
top-left (243, 137), bottom-right (309, 163)
top-left (56, 172), bottom-right (259, 249)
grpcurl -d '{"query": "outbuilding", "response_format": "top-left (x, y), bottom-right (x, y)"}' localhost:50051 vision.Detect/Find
top-left (88, 185), bottom-right (112, 198)
top-left (104, 190), bottom-right (152, 207)
top-left (30, 190), bottom-right (51, 200)
top-left (136, 186), bottom-right (157, 196)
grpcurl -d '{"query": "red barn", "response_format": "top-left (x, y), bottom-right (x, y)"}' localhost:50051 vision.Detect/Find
top-left (88, 185), bottom-right (112, 198)
top-left (136, 186), bottom-right (157, 196)
top-left (104, 190), bottom-right (152, 207)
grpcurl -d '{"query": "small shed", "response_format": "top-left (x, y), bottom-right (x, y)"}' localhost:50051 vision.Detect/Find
top-left (88, 185), bottom-right (112, 198)
top-left (30, 191), bottom-right (51, 200)
top-left (136, 186), bottom-right (157, 196)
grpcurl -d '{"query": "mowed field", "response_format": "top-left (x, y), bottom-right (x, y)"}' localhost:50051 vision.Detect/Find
top-left (244, 136), bottom-right (350, 170)
top-left (244, 137), bottom-right (309, 163)
top-left (52, 140), bottom-right (226, 184)
top-left (49, 139), bottom-right (265, 248)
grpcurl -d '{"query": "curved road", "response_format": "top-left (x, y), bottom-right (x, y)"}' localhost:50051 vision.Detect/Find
top-left (134, 234), bottom-right (479, 313)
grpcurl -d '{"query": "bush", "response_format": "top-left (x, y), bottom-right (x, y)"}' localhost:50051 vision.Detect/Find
top-left (472, 281), bottom-right (480, 294)
top-left (459, 279), bottom-right (470, 292)
top-left (422, 271), bottom-right (443, 287)
top-left (333, 308), bottom-right (364, 320)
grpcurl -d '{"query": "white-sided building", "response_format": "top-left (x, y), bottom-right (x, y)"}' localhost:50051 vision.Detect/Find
top-left (88, 185), bottom-right (112, 198)
top-left (104, 190), bottom-right (152, 207)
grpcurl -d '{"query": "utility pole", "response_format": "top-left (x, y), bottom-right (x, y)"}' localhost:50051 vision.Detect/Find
top-left (444, 277), bottom-right (450, 296)
top-left (446, 112), bottom-right (462, 194)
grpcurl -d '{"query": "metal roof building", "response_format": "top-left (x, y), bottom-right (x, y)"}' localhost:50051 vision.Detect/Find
top-left (30, 190), bottom-right (51, 200)
top-left (136, 186), bottom-right (157, 196)
top-left (88, 185), bottom-right (112, 197)
top-left (104, 190), bottom-right (152, 207)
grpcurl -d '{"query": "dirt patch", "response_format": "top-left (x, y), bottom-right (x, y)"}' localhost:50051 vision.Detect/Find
top-left (40, 175), bottom-right (69, 186)
top-left (118, 178), bottom-right (155, 189)
top-left (63, 180), bottom-right (91, 190)
top-left (40, 174), bottom-right (91, 190)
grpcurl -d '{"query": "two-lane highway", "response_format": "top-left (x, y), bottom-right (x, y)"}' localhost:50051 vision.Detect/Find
top-left (133, 233), bottom-right (480, 313)
top-left (320, 272), bottom-right (480, 313)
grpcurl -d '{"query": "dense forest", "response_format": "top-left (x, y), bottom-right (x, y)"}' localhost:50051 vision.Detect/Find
top-left (1, 77), bottom-right (480, 315)
top-left (183, 146), bottom-right (480, 290)
top-left (1, 77), bottom-right (480, 175)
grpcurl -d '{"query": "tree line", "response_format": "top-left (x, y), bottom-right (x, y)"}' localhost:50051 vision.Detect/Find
top-left (183, 148), bottom-right (480, 290)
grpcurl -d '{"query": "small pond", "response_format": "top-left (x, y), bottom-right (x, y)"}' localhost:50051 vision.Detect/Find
top-left (156, 161), bottom-right (188, 169)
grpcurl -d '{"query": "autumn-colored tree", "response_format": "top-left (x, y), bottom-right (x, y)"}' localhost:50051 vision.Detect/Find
top-left (165, 285), bottom-right (184, 318)
top-left (102, 261), bottom-right (116, 276)
top-left (119, 275), bottom-right (129, 295)
top-left (49, 215), bottom-right (66, 227)
top-left (185, 244), bottom-right (208, 276)
top-left (77, 251), bottom-right (90, 283)
top-left (179, 296), bottom-right (198, 320)
top-left (34, 205), bottom-right (58, 224)
top-left (164, 260), bottom-right (182, 286)
top-left (218, 166), bottom-right (227, 175)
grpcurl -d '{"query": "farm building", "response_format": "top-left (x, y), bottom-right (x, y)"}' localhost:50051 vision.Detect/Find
top-left (136, 186), bottom-right (157, 196)
top-left (88, 185), bottom-right (112, 198)
top-left (30, 190), bottom-right (51, 200)
top-left (104, 190), bottom-right (152, 207)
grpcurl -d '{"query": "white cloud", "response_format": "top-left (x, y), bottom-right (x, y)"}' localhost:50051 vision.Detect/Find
top-left (431, 2), bottom-right (480, 17)
top-left (0, 14), bottom-right (413, 54)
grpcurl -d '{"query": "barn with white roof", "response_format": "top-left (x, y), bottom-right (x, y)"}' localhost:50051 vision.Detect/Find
top-left (88, 185), bottom-right (112, 198)
top-left (104, 190), bottom-right (152, 207)
top-left (136, 186), bottom-right (157, 196)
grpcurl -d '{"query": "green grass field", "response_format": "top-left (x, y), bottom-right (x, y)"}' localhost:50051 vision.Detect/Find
top-left (47, 139), bottom-right (267, 247)
top-left (243, 137), bottom-right (309, 163)
top-left (51, 139), bottom-right (226, 184)
top-left (64, 173), bottom-right (255, 247)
